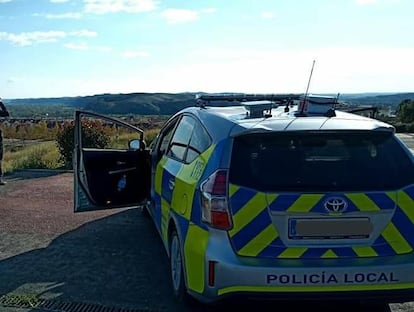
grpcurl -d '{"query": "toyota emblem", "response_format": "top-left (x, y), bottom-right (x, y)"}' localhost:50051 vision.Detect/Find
top-left (324, 197), bottom-right (347, 213)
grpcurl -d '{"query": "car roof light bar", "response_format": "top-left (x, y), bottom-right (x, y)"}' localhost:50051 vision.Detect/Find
top-left (296, 94), bottom-right (339, 117)
top-left (242, 101), bottom-right (274, 118)
top-left (196, 93), bottom-right (303, 105)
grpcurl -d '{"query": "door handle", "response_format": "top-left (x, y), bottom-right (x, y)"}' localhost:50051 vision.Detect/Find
top-left (168, 179), bottom-right (175, 190)
top-left (108, 167), bottom-right (137, 175)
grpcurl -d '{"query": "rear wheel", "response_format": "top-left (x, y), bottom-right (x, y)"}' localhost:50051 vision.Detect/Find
top-left (170, 230), bottom-right (187, 302)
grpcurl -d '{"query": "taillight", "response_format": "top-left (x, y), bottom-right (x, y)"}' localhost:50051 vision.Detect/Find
top-left (200, 170), bottom-right (232, 230)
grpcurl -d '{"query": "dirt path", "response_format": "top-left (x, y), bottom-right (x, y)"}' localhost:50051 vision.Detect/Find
top-left (0, 170), bottom-right (411, 312)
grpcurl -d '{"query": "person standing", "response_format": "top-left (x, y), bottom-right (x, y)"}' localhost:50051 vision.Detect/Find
top-left (0, 98), bottom-right (10, 185)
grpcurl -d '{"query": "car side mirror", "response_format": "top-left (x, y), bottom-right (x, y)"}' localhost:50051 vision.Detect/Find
top-left (129, 139), bottom-right (141, 151)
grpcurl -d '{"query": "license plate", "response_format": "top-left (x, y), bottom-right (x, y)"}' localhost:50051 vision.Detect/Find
top-left (289, 217), bottom-right (372, 239)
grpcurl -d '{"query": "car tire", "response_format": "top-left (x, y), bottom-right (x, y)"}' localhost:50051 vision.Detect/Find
top-left (170, 230), bottom-right (188, 302)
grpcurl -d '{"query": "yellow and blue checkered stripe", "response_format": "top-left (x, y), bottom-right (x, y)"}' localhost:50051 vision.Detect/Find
top-left (229, 183), bottom-right (414, 259)
top-left (152, 142), bottom-right (226, 295)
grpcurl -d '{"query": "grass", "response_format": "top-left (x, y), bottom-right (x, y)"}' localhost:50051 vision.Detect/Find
top-left (3, 140), bottom-right (64, 174)
top-left (109, 129), bottom-right (160, 148)
top-left (0, 293), bottom-right (42, 308)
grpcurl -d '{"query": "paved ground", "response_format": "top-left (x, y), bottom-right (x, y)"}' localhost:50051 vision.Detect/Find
top-left (0, 171), bottom-right (185, 312)
top-left (2, 132), bottom-right (414, 312)
top-left (398, 133), bottom-right (414, 151)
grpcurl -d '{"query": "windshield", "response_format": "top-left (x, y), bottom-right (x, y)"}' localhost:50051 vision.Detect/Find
top-left (230, 131), bottom-right (414, 192)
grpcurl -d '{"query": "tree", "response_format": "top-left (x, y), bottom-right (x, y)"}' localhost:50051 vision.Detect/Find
top-left (397, 99), bottom-right (414, 123)
top-left (56, 120), bottom-right (110, 169)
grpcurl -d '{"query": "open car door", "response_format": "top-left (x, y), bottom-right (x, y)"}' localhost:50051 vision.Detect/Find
top-left (74, 111), bottom-right (151, 213)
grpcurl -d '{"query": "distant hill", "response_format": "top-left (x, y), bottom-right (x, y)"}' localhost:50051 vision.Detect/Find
top-left (340, 93), bottom-right (414, 107)
top-left (5, 92), bottom-right (198, 116)
top-left (4, 92), bottom-right (414, 116)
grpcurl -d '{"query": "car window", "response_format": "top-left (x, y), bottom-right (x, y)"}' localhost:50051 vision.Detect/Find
top-left (167, 115), bottom-right (195, 161)
top-left (185, 120), bottom-right (211, 163)
top-left (157, 117), bottom-right (179, 157)
top-left (230, 131), bottom-right (414, 192)
top-left (78, 114), bottom-right (142, 151)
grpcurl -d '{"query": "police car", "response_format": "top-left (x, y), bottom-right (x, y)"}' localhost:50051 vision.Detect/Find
top-left (73, 94), bottom-right (414, 309)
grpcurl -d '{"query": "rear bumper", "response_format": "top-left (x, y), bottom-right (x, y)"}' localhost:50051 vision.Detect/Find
top-left (193, 231), bottom-right (414, 303)
top-left (210, 289), bottom-right (414, 306)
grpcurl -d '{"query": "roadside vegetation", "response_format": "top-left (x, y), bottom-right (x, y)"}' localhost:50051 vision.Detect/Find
top-left (393, 99), bottom-right (414, 132)
top-left (1, 115), bottom-right (163, 174)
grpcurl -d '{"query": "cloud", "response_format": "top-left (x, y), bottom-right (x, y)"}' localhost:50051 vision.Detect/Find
top-left (64, 42), bottom-right (112, 51)
top-left (69, 30), bottom-right (97, 37)
top-left (34, 12), bottom-right (82, 19)
top-left (357, 0), bottom-right (401, 4)
top-left (355, 0), bottom-right (377, 5)
top-left (0, 31), bottom-right (66, 46)
top-left (64, 42), bottom-right (90, 50)
top-left (95, 45), bottom-right (112, 52)
top-left (50, 0), bottom-right (70, 3)
top-left (160, 9), bottom-right (199, 24)
top-left (177, 46), bottom-right (414, 94)
top-left (0, 29), bottom-right (97, 46)
top-left (83, 0), bottom-right (158, 14)
top-left (121, 50), bottom-right (149, 58)
top-left (201, 8), bottom-right (216, 14)
top-left (0, 0), bottom-right (13, 3)
top-left (261, 11), bottom-right (274, 19)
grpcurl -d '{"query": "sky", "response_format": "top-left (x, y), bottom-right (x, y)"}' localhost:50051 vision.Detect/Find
top-left (0, 0), bottom-right (413, 99)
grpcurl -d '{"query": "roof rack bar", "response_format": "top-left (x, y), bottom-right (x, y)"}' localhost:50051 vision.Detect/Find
top-left (196, 93), bottom-right (303, 103)
top-left (346, 106), bottom-right (378, 118)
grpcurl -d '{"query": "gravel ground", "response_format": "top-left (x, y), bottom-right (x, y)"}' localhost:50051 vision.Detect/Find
top-left (0, 165), bottom-right (413, 312)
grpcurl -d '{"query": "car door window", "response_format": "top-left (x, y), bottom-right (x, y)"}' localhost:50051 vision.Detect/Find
top-left (156, 117), bottom-right (179, 160)
top-left (167, 115), bottom-right (195, 162)
top-left (186, 121), bottom-right (211, 163)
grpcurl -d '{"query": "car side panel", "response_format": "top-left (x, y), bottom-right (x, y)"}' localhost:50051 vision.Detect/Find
top-left (152, 156), bottom-right (182, 242)
top-left (172, 145), bottom-right (216, 293)
top-left (152, 142), bottom-right (218, 295)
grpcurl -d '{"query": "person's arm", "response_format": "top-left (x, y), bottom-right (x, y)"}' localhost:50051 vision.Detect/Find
top-left (0, 101), bottom-right (9, 117)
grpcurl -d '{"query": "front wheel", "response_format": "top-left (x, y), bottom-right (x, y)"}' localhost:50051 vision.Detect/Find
top-left (170, 230), bottom-right (187, 302)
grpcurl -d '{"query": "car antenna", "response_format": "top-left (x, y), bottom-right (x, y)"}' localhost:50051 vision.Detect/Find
top-left (300, 59), bottom-right (316, 115)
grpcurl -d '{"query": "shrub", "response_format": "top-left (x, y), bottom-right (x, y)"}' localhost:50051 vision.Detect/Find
top-left (56, 120), bottom-right (110, 169)
top-left (3, 141), bottom-right (63, 173)
top-left (391, 122), bottom-right (414, 133)
top-left (145, 128), bottom-right (160, 146)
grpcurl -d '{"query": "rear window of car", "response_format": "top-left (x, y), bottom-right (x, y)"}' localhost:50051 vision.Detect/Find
top-left (229, 131), bottom-right (414, 192)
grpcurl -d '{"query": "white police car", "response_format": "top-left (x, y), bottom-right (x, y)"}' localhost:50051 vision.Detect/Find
top-left (74, 94), bottom-right (414, 310)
